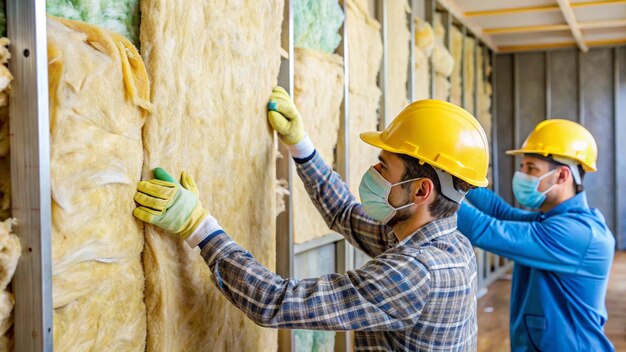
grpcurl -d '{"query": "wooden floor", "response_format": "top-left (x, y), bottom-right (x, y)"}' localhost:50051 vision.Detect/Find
top-left (477, 251), bottom-right (626, 352)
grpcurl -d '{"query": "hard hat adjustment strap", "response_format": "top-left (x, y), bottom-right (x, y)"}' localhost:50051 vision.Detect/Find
top-left (433, 167), bottom-right (467, 204)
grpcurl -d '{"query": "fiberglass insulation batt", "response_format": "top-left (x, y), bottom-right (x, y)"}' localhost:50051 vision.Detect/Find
top-left (139, 1), bottom-right (282, 350)
top-left (0, 219), bottom-right (20, 352)
top-left (432, 14), bottom-right (454, 101)
top-left (293, 48), bottom-right (344, 244)
top-left (47, 17), bottom-right (150, 351)
top-left (413, 19), bottom-right (434, 101)
top-left (340, 0), bottom-right (382, 195)
top-left (449, 25), bottom-right (462, 106)
top-left (386, 0), bottom-right (410, 122)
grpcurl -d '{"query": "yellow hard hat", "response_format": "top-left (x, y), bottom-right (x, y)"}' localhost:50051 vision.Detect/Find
top-left (506, 119), bottom-right (598, 172)
top-left (360, 100), bottom-right (489, 187)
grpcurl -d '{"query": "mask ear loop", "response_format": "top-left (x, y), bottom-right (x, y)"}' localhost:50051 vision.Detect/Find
top-left (537, 169), bottom-right (558, 196)
top-left (386, 178), bottom-right (423, 213)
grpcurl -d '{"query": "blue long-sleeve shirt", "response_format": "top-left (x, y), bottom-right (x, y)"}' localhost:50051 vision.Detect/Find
top-left (194, 151), bottom-right (479, 351)
top-left (458, 188), bottom-right (615, 351)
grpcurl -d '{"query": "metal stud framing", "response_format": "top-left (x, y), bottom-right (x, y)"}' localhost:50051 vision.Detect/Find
top-left (276, 1), bottom-right (295, 350)
top-left (5, 1), bottom-right (530, 350)
top-left (7, 0), bottom-right (53, 351)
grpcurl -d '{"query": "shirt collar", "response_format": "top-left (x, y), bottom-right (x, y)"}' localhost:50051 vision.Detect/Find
top-left (544, 191), bottom-right (590, 217)
top-left (397, 214), bottom-right (458, 247)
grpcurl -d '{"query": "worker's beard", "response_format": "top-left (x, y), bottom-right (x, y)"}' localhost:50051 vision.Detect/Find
top-left (386, 189), bottom-right (414, 227)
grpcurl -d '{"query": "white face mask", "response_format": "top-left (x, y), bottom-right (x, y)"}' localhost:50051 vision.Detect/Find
top-left (512, 169), bottom-right (557, 209)
top-left (358, 166), bottom-right (421, 224)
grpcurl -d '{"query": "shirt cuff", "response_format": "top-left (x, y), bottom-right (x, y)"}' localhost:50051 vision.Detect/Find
top-left (287, 134), bottom-right (315, 160)
top-left (185, 215), bottom-right (223, 247)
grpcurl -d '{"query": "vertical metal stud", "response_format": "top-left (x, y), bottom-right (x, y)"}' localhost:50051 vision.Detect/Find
top-left (578, 51), bottom-right (584, 124)
top-left (513, 53), bottom-right (521, 208)
top-left (473, 40), bottom-right (478, 116)
top-left (442, 11), bottom-right (452, 102)
top-left (546, 52), bottom-right (551, 119)
top-left (376, 0), bottom-right (388, 129)
top-left (613, 47), bottom-right (621, 248)
top-left (7, 0), bottom-right (53, 351)
top-left (276, 1), bottom-right (294, 350)
top-left (335, 1), bottom-right (354, 350)
top-left (491, 49), bottom-right (500, 196)
top-left (461, 26), bottom-right (467, 107)
top-left (408, 0), bottom-right (416, 102)
top-left (425, 0), bottom-right (436, 99)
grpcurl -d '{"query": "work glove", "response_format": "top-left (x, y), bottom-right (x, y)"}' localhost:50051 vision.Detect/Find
top-left (267, 86), bottom-right (305, 145)
top-left (133, 167), bottom-right (209, 240)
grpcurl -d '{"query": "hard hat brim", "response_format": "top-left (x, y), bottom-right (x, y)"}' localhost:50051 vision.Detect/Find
top-left (360, 131), bottom-right (489, 187)
top-left (506, 149), bottom-right (597, 172)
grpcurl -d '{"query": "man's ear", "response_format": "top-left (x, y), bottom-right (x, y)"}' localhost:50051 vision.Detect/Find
top-left (556, 166), bottom-right (571, 185)
top-left (414, 179), bottom-right (434, 205)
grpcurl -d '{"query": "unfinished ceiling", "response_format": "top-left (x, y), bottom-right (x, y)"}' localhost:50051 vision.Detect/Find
top-left (444, 0), bottom-right (626, 52)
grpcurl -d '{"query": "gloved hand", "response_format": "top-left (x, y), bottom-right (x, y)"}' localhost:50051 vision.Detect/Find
top-left (267, 86), bottom-right (305, 145)
top-left (133, 167), bottom-right (209, 240)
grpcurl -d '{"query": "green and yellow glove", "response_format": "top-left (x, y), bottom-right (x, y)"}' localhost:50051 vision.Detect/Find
top-left (267, 86), bottom-right (306, 145)
top-left (133, 167), bottom-right (209, 240)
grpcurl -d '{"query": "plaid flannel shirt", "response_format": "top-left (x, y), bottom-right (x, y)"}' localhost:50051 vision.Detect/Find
top-left (197, 151), bottom-right (478, 351)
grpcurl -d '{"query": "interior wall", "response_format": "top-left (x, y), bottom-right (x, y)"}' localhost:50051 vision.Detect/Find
top-left (495, 46), bottom-right (626, 250)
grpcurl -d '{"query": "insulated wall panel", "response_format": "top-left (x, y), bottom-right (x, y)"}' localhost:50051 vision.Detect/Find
top-left (47, 17), bottom-right (149, 351)
top-left (517, 53), bottom-right (546, 141)
top-left (549, 50), bottom-right (578, 121)
top-left (495, 55), bottom-right (515, 203)
top-left (387, 0), bottom-right (410, 120)
top-left (341, 0), bottom-right (382, 195)
top-left (292, 48), bottom-right (344, 244)
top-left (139, 1), bottom-right (282, 350)
top-left (581, 49), bottom-right (615, 234)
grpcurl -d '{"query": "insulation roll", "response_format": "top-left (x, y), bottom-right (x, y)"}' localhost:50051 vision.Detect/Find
top-left (293, 48), bottom-right (344, 244)
top-left (386, 0), bottom-right (410, 121)
top-left (342, 0), bottom-right (382, 196)
top-left (47, 17), bottom-right (149, 351)
top-left (139, 1), bottom-right (282, 350)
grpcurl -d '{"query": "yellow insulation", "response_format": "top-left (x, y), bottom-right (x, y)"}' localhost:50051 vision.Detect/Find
top-left (139, 1), bottom-right (282, 350)
top-left (413, 18), bottom-right (433, 101)
top-left (293, 48), bottom-right (344, 244)
top-left (47, 17), bottom-right (149, 351)
top-left (449, 25), bottom-right (462, 106)
top-left (341, 0), bottom-right (382, 195)
top-left (0, 219), bottom-right (19, 352)
top-left (432, 14), bottom-right (454, 101)
top-left (386, 0), bottom-right (410, 121)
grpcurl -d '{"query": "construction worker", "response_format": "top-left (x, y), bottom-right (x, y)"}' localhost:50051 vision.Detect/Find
top-left (132, 87), bottom-right (490, 351)
top-left (457, 119), bottom-right (615, 351)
